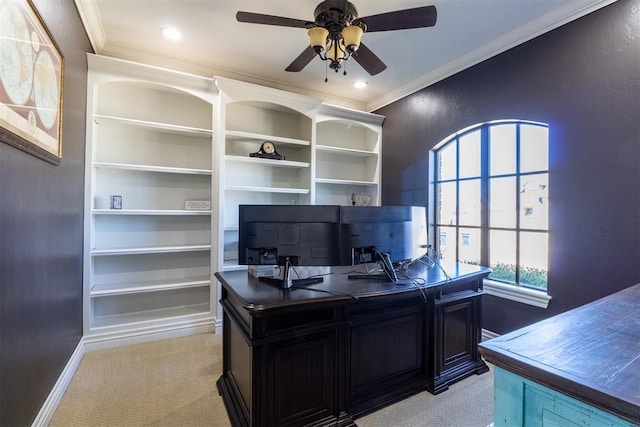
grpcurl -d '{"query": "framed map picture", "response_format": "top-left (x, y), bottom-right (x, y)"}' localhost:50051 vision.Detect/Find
top-left (0, 0), bottom-right (64, 165)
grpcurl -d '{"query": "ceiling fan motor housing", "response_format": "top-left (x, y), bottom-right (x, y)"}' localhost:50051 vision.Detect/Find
top-left (313, 0), bottom-right (359, 33)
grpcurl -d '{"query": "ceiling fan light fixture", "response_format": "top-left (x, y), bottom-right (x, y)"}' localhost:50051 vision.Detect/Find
top-left (341, 25), bottom-right (363, 52)
top-left (308, 27), bottom-right (329, 50)
top-left (236, 2), bottom-right (437, 78)
top-left (326, 39), bottom-right (347, 65)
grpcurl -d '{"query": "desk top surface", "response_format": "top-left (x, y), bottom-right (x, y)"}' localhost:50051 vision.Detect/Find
top-left (479, 283), bottom-right (640, 423)
top-left (215, 262), bottom-right (491, 312)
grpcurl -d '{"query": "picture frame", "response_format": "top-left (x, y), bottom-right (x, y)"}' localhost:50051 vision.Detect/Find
top-left (0, 0), bottom-right (64, 165)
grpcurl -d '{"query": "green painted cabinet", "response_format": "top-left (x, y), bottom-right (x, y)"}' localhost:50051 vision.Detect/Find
top-left (480, 284), bottom-right (640, 427)
top-left (493, 367), bottom-right (638, 427)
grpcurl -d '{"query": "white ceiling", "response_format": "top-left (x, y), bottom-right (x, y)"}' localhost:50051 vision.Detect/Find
top-left (74, 0), bottom-right (614, 111)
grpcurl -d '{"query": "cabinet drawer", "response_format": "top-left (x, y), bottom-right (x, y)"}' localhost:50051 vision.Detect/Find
top-left (257, 307), bottom-right (339, 339)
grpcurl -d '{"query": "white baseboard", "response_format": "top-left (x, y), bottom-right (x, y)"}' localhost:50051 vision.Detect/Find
top-left (31, 337), bottom-right (87, 427)
top-left (83, 320), bottom-right (215, 352)
top-left (34, 322), bottom-right (495, 425)
top-left (482, 328), bottom-right (500, 342)
top-left (32, 318), bottom-right (220, 426)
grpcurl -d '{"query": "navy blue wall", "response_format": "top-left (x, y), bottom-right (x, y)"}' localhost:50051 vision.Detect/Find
top-left (0, 2), bottom-right (91, 425)
top-left (375, 0), bottom-right (640, 333)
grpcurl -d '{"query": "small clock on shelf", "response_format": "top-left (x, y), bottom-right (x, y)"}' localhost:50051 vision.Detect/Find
top-left (249, 141), bottom-right (284, 160)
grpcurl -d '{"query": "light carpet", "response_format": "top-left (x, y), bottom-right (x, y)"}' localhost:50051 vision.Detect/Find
top-left (50, 333), bottom-right (493, 427)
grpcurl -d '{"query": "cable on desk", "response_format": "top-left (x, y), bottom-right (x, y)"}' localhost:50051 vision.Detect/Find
top-left (290, 285), bottom-right (360, 300)
top-left (412, 246), bottom-right (452, 282)
top-left (395, 269), bottom-right (428, 302)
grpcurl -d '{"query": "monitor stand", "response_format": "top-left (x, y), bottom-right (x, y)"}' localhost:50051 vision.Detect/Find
top-left (259, 256), bottom-right (324, 289)
top-left (348, 252), bottom-right (399, 283)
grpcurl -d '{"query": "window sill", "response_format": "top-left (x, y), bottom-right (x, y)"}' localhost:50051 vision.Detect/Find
top-left (483, 279), bottom-right (551, 309)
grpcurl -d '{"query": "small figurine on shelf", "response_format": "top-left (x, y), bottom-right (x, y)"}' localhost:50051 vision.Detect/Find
top-left (350, 193), bottom-right (371, 206)
top-left (357, 195), bottom-right (371, 206)
top-left (250, 141), bottom-right (284, 160)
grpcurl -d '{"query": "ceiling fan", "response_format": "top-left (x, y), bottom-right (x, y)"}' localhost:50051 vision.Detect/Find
top-left (236, 0), bottom-right (437, 77)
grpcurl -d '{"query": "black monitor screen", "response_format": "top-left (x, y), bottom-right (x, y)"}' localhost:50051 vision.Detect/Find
top-left (238, 205), bottom-right (342, 267)
top-left (340, 206), bottom-right (428, 266)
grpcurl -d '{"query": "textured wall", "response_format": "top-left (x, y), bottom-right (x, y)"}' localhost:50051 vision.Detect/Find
top-left (0, 1), bottom-right (92, 425)
top-left (375, 0), bottom-right (640, 333)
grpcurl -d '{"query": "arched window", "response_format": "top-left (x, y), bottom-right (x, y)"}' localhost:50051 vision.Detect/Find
top-left (433, 120), bottom-right (549, 291)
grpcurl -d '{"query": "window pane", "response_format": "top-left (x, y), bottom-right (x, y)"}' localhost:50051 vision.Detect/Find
top-left (490, 177), bottom-right (516, 228)
top-left (490, 124), bottom-right (516, 176)
top-left (489, 230), bottom-right (516, 283)
top-left (521, 125), bottom-right (549, 173)
top-left (459, 131), bottom-right (481, 178)
top-left (520, 232), bottom-right (548, 289)
top-left (437, 142), bottom-right (456, 181)
top-left (459, 228), bottom-right (481, 265)
top-left (459, 179), bottom-right (481, 226)
top-left (520, 173), bottom-right (548, 230)
top-left (436, 182), bottom-right (456, 225)
top-left (437, 226), bottom-right (456, 263)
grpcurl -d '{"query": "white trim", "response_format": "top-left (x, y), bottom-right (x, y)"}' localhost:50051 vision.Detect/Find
top-left (366, 0), bottom-right (617, 111)
top-left (483, 279), bottom-right (552, 309)
top-left (215, 317), bottom-right (224, 335)
top-left (83, 320), bottom-right (215, 352)
top-left (32, 317), bottom-right (221, 425)
top-left (481, 328), bottom-right (500, 342)
top-left (73, 0), bottom-right (106, 53)
top-left (31, 337), bottom-right (87, 427)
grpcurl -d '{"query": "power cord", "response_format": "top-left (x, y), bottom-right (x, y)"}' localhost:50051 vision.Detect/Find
top-left (290, 285), bottom-right (359, 300)
top-left (423, 245), bottom-right (451, 282)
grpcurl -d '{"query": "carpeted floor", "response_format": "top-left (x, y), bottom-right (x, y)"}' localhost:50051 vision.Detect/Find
top-left (50, 333), bottom-right (493, 427)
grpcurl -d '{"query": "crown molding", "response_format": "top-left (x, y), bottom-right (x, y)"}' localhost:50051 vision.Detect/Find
top-left (74, 0), bottom-right (616, 113)
top-left (366, 0), bottom-right (618, 111)
top-left (99, 43), bottom-right (367, 111)
top-left (73, 0), bottom-right (106, 52)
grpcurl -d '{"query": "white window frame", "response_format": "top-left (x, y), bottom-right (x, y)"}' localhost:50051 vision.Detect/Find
top-left (483, 279), bottom-right (551, 308)
top-left (432, 120), bottom-right (552, 308)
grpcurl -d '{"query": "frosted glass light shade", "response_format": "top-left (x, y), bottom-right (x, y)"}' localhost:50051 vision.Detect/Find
top-left (308, 27), bottom-right (329, 49)
top-left (341, 25), bottom-right (363, 51)
top-left (327, 40), bottom-right (346, 61)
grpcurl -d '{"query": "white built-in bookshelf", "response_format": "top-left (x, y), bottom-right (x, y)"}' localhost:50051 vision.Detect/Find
top-left (84, 55), bottom-right (383, 347)
top-left (83, 54), bottom-right (216, 346)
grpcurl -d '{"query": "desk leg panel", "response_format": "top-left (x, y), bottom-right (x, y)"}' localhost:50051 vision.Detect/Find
top-left (264, 329), bottom-right (342, 426)
top-left (218, 311), bottom-right (253, 426)
top-left (429, 290), bottom-right (488, 394)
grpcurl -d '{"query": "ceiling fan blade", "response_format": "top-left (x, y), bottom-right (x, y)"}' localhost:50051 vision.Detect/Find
top-left (359, 5), bottom-right (437, 32)
top-left (236, 11), bottom-right (311, 28)
top-left (285, 46), bottom-right (318, 72)
top-left (352, 43), bottom-right (387, 76)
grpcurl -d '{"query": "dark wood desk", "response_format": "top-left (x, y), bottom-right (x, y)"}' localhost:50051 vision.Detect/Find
top-left (216, 262), bottom-right (491, 427)
top-left (479, 283), bottom-right (640, 426)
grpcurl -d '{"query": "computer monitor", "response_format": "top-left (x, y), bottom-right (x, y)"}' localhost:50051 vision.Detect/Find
top-left (238, 205), bottom-right (341, 287)
top-left (340, 206), bottom-right (428, 282)
top-left (238, 204), bottom-right (428, 287)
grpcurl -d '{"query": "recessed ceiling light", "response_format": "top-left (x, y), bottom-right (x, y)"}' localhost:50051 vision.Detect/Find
top-left (161, 27), bottom-right (181, 41)
top-left (354, 81), bottom-right (368, 89)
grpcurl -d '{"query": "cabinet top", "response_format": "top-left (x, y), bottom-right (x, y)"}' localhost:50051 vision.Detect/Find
top-left (214, 76), bottom-right (322, 112)
top-left (215, 262), bottom-right (490, 312)
top-left (479, 283), bottom-right (640, 424)
top-left (87, 53), bottom-right (215, 94)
